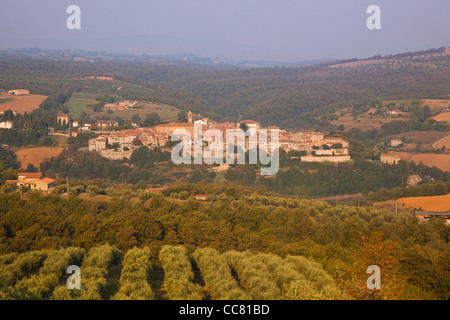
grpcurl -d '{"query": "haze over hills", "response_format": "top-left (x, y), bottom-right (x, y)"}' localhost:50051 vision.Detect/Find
top-left (0, 48), bottom-right (335, 70)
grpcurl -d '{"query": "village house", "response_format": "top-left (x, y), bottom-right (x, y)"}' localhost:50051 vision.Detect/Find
top-left (89, 137), bottom-right (108, 151)
top-left (6, 172), bottom-right (55, 191)
top-left (95, 120), bottom-right (119, 129)
top-left (80, 123), bottom-right (93, 131)
top-left (57, 114), bottom-right (70, 127)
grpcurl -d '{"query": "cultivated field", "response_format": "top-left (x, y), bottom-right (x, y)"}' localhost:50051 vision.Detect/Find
top-left (389, 152), bottom-right (450, 172)
top-left (331, 115), bottom-right (407, 131)
top-left (0, 93), bottom-right (47, 114)
top-left (434, 135), bottom-right (450, 150)
top-left (422, 99), bottom-right (450, 111)
top-left (397, 194), bottom-right (450, 211)
top-left (15, 147), bottom-right (64, 170)
top-left (389, 132), bottom-right (449, 151)
top-left (432, 112), bottom-right (450, 123)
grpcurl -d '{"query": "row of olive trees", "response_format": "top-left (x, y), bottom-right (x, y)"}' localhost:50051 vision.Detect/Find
top-left (52, 245), bottom-right (121, 300)
top-left (112, 247), bottom-right (155, 300)
top-left (223, 250), bottom-right (281, 300)
top-left (192, 248), bottom-right (249, 300)
top-left (0, 250), bottom-right (48, 299)
top-left (256, 253), bottom-right (344, 300)
top-left (159, 245), bottom-right (204, 300)
top-left (13, 247), bottom-right (85, 299)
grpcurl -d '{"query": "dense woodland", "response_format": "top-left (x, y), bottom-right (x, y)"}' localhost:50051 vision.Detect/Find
top-left (0, 185), bottom-right (448, 299)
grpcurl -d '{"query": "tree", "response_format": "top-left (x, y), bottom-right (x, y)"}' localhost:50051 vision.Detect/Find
top-left (337, 232), bottom-right (407, 300)
top-left (239, 123), bottom-right (248, 132)
top-left (25, 164), bottom-right (38, 173)
top-left (132, 138), bottom-right (143, 146)
top-left (177, 111), bottom-right (187, 123)
top-left (144, 113), bottom-right (160, 127)
top-left (131, 114), bottom-right (141, 124)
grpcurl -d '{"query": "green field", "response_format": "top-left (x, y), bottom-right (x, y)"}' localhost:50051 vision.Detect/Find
top-left (65, 98), bottom-right (97, 119)
top-left (65, 98), bottom-right (181, 122)
top-left (113, 101), bottom-right (181, 121)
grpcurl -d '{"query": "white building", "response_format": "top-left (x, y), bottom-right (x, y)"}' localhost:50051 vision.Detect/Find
top-left (89, 137), bottom-right (108, 151)
top-left (240, 120), bottom-right (260, 131)
top-left (0, 121), bottom-right (14, 129)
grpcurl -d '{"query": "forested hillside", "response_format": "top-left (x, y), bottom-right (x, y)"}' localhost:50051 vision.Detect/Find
top-left (1, 48), bottom-right (450, 129)
top-left (0, 187), bottom-right (448, 299)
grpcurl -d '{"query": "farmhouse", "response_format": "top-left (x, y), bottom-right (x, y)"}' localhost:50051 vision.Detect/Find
top-left (8, 89), bottom-right (29, 96)
top-left (195, 194), bottom-right (208, 201)
top-left (381, 152), bottom-right (401, 165)
top-left (6, 172), bottom-right (55, 191)
top-left (415, 211), bottom-right (450, 224)
top-left (390, 139), bottom-right (403, 147)
top-left (407, 175), bottom-right (422, 186)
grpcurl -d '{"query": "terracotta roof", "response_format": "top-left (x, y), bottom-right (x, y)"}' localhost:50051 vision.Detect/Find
top-left (241, 120), bottom-right (259, 124)
top-left (155, 122), bottom-right (194, 128)
top-left (5, 180), bottom-right (18, 184)
top-left (39, 178), bottom-right (55, 184)
top-left (18, 172), bottom-right (43, 179)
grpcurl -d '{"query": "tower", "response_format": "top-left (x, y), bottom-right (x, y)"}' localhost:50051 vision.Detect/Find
top-left (188, 110), bottom-right (193, 123)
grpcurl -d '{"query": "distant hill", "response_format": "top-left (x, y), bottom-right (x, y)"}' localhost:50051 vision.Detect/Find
top-left (1, 47), bottom-right (449, 130)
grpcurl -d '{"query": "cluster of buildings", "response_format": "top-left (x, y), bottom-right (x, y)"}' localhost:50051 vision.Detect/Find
top-left (88, 111), bottom-right (351, 163)
top-left (367, 106), bottom-right (409, 117)
top-left (55, 114), bottom-right (119, 131)
top-left (104, 100), bottom-right (138, 111)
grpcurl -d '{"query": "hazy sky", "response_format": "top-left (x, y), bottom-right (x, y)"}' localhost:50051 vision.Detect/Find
top-left (1, 0), bottom-right (449, 62)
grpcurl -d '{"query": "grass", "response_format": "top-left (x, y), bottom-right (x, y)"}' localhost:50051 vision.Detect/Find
top-left (65, 98), bottom-right (97, 120)
top-left (65, 98), bottom-right (181, 122)
top-left (113, 101), bottom-right (180, 121)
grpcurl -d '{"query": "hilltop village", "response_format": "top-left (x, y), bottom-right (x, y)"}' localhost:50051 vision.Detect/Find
top-left (83, 110), bottom-right (350, 163)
